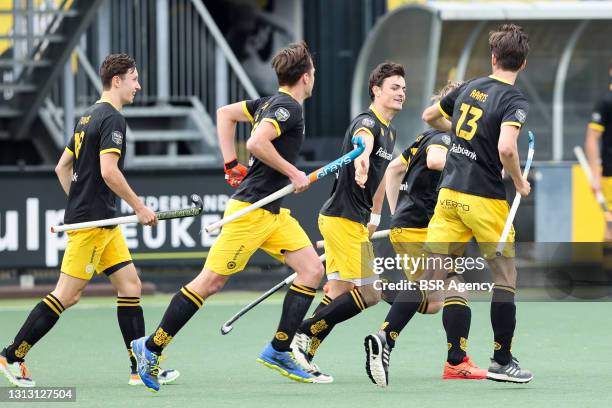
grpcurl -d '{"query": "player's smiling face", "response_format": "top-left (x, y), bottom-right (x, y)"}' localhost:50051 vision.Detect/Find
top-left (117, 68), bottom-right (141, 105)
top-left (376, 75), bottom-right (406, 112)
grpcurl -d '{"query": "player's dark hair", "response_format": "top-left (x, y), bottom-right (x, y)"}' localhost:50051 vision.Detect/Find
top-left (431, 80), bottom-right (464, 103)
top-left (489, 24), bottom-right (529, 71)
top-left (99, 53), bottom-right (137, 90)
top-left (368, 61), bottom-right (405, 101)
top-left (271, 41), bottom-right (313, 86)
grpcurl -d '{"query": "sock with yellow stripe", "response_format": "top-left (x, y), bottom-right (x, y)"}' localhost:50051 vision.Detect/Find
top-left (380, 287), bottom-right (425, 349)
top-left (5, 294), bottom-right (64, 363)
top-left (311, 295), bottom-right (332, 317)
top-left (443, 296), bottom-right (471, 365)
top-left (297, 288), bottom-right (367, 355)
top-left (116, 297), bottom-right (145, 371)
top-left (271, 283), bottom-right (316, 352)
top-left (145, 287), bottom-right (203, 354)
top-left (491, 285), bottom-right (516, 365)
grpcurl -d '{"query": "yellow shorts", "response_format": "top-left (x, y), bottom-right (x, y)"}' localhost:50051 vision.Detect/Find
top-left (426, 188), bottom-right (515, 259)
top-left (204, 199), bottom-right (312, 275)
top-left (318, 214), bottom-right (375, 285)
top-left (61, 226), bottom-right (132, 280)
top-left (602, 177), bottom-right (612, 209)
top-left (390, 227), bottom-right (428, 281)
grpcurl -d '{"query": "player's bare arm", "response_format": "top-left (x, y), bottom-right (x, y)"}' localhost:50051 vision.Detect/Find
top-left (246, 120), bottom-right (309, 192)
top-left (426, 146), bottom-right (447, 171)
top-left (100, 153), bottom-right (158, 225)
top-left (384, 156), bottom-right (407, 214)
top-left (585, 126), bottom-right (603, 192)
top-left (368, 173), bottom-right (386, 237)
top-left (422, 104), bottom-right (452, 132)
top-left (217, 101), bottom-right (251, 186)
top-left (354, 130), bottom-right (375, 188)
top-left (499, 124), bottom-right (530, 197)
top-left (55, 149), bottom-right (74, 195)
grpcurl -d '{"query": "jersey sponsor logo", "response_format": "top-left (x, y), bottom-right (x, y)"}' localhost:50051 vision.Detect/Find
top-left (112, 130), bottom-right (123, 145)
top-left (71, 173), bottom-right (78, 182)
top-left (592, 112), bottom-right (602, 123)
top-left (275, 107), bottom-right (290, 122)
top-left (375, 147), bottom-right (392, 161)
top-left (442, 135), bottom-right (451, 146)
top-left (515, 109), bottom-right (527, 124)
top-left (362, 117), bottom-right (375, 128)
top-left (449, 143), bottom-right (477, 160)
top-left (79, 115), bottom-right (91, 125)
top-left (438, 198), bottom-right (470, 212)
top-left (399, 182), bottom-right (408, 191)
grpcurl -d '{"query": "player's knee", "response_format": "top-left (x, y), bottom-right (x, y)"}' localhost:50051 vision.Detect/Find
top-left (55, 290), bottom-right (82, 308)
top-left (297, 258), bottom-right (324, 281)
top-left (360, 285), bottom-right (381, 307)
top-left (426, 301), bottom-right (443, 314)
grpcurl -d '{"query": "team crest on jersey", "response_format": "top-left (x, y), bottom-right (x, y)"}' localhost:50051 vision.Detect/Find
top-left (592, 112), bottom-right (602, 123)
top-left (112, 130), bottom-right (123, 145)
top-left (361, 117), bottom-right (375, 128)
top-left (442, 135), bottom-right (451, 145)
top-left (275, 107), bottom-right (290, 122)
top-left (515, 109), bottom-right (527, 124)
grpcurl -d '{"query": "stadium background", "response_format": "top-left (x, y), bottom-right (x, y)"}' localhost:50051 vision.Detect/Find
top-left (1, 1), bottom-right (611, 406)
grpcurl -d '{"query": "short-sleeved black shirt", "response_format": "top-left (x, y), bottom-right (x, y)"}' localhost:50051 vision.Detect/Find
top-left (437, 76), bottom-right (529, 199)
top-left (64, 99), bottom-right (127, 224)
top-left (232, 88), bottom-right (305, 213)
top-left (320, 105), bottom-right (397, 225)
top-left (391, 129), bottom-right (451, 229)
top-left (588, 85), bottom-right (612, 176)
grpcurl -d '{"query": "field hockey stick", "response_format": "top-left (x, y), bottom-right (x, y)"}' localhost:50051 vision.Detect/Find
top-left (51, 194), bottom-right (204, 233)
top-left (220, 253), bottom-right (327, 335)
top-left (315, 228), bottom-right (391, 249)
top-left (574, 145), bottom-right (612, 227)
top-left (205, 136), bottom-right (366, 233)
top-left (496, 131), bottom-right (535, 257)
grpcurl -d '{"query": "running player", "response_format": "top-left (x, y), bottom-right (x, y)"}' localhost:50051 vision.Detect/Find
top-left (131, 42), bottom-right (325, 392)
top-left (0, 54), bottom-right (178, 388)
top-left (364, 81), bottom-right (487, 387)
top-left (290, 62), bottom-right (405, 382)
top-left (584, 59), bottom-right (612, 241)
top-left (420, 24), bottom-right (533, 383)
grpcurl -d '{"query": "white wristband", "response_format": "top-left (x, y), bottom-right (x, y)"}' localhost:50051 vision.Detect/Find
top-left (369, 213), bottom-right (381, 226)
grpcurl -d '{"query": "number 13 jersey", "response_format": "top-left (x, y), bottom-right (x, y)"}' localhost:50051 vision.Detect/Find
top-left (437, 75), bottom-right (529, 199)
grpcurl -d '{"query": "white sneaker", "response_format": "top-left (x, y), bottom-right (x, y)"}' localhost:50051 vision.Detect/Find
top-left (128, 369), bottom-right (181, 386)
top-left (290, 332), bottom-right (333, 383)
top-left (364, 331), bottom-right (390, 387)
top-left (0, 349), bottom-right (35, 388)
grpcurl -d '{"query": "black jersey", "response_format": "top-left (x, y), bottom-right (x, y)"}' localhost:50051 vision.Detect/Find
top-left (63, 99), bottom-right (127, 224)
top-left (437, 75), bottom-right (529, 199)
top-left (320, 105), bottom-right (396, 225)
top-left (233, 88), bottom-right (305, 214)
top-left (589, 84), bottom-right (612, 176)
top-left (391, 129), bottom-right (451, 229)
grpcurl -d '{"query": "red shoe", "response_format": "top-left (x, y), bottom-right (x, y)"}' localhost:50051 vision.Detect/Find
top-left (442, 356), bottom-right (487, 380)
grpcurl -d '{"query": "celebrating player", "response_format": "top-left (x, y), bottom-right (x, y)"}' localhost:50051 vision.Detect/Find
top-left (290, 62), bottom-right (405, 382)
top-left (0, 54), bottom-right (178, 388)
top-left (364, 81), bottom-right (488, 387)
top-left (131, 41), bottom-right (325, 392)
top-left (420, 24), bottom-right (533, 383)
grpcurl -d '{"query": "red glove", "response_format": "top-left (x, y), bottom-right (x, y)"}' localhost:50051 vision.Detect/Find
top-left (224, 159), bottom-right (248, 187)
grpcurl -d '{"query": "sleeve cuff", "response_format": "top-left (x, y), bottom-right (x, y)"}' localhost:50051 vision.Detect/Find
top-left (501, 121), bottom-right (522, 128)
top-left (65, 147), bottom-right (74, 156)
top-left (437, 101), bottom-right (451, 120)
top-left (100, 148), bottom-right (122, 156)
top-left (353, 127), bottom-right (375, 139)
top-left (242, 101), bottom-right (254, 123)
top-left (426, 144), bottom-right (449, 153)
top-left (400, 154), bottom-right (409, 166)
top-left (262, 118), bottom-right (281, 137)
top-left (589, 122), bottom-right (605, 132)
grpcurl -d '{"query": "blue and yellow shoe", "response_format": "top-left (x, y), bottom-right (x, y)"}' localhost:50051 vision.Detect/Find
top-left (256, 342), bottom-right (314, 383)
top-left (130, 337), bottom-right (160, 393)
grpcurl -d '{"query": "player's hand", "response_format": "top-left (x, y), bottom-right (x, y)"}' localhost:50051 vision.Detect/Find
top-left (514, 178), bottom-right (531, 197)
top-left (591, 173), bottom-right (602, 193)
top-left (290, 170), bottom-right (310, 193)
top-left (224, 159), bottom-right (248, 188)
top-left (355, 158), bottom-right (368, 189)
top-left (367, 223), bottom-right (377, 238)
top-left (136, 206), bottom-right (158, 226)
